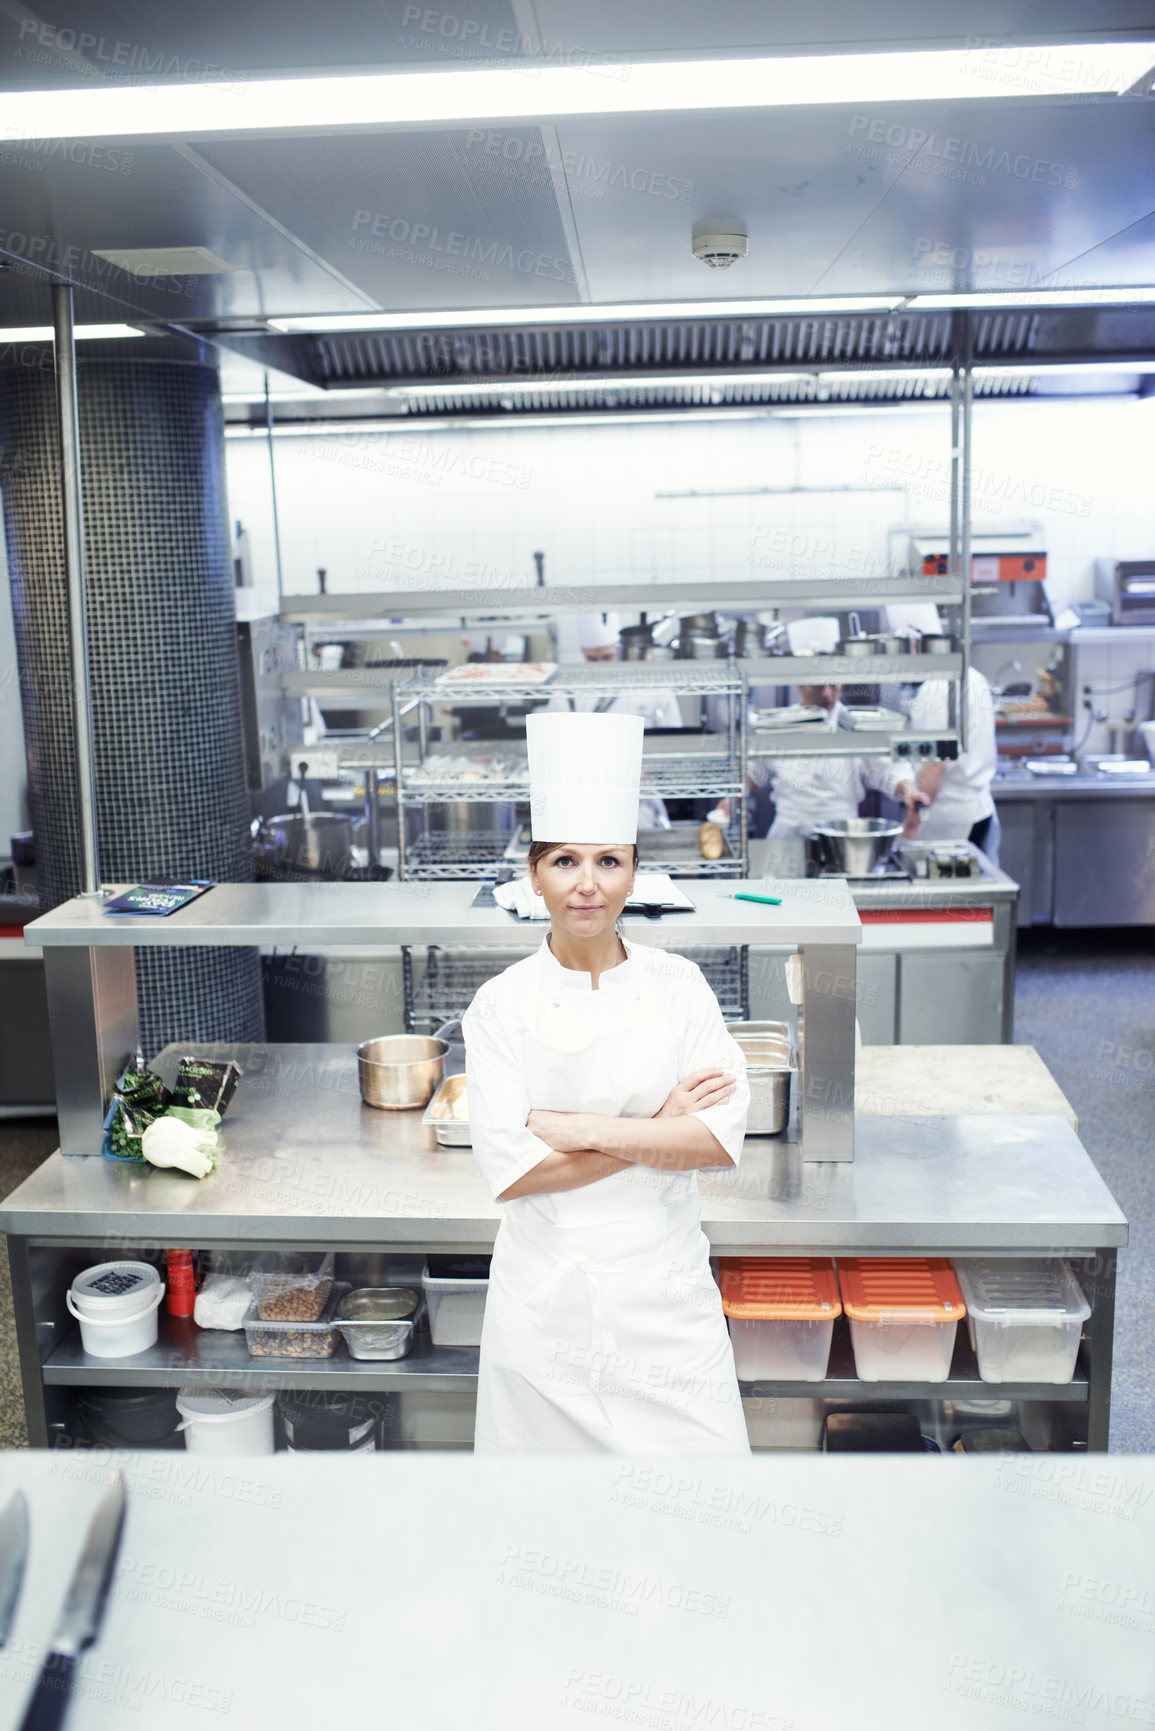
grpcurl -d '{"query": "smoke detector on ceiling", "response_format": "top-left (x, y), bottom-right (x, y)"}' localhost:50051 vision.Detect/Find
top-left (692, 221), bottom-right (747, 270)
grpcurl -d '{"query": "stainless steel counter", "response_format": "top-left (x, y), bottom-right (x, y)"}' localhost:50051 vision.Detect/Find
top-left (994, 768), bottom-right (1155, 799)
top-left (994, 772), bottom-right (1155, 926)
top-left (2, 1449), bottom-right (1152, 1731)
top-left (0, 1045), bottom-right (1124, 1253)
top-left (23, 879), bottom-right (861, 949)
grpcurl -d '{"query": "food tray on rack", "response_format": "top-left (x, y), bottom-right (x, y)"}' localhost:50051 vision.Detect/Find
top-left (752, 706), bottom-right (828, 729)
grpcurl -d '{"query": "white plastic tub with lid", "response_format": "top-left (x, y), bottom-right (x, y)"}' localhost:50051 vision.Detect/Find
top-left (175, 1389), bottom-right (276, 1455)
top-left (67, 1260), bottom-right (164, 1358)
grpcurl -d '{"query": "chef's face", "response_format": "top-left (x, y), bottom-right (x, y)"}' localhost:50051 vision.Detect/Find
top-left (529, 843), bottom-right (637, 938)
top-left (582, 644), bottom-right (618, 662)
top-left (798, 683), bottom-right (841, 711)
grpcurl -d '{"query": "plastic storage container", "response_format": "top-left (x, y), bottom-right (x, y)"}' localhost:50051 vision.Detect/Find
top-left (249, 1251), bottom-right (334, 1321)
top-left (175, 1389), bottom-right (276, 1455)
top-left (953, 1258), bottom-right (1091, 1384)
top-left (67, 1260), bottom-right (165, 1359)
top-left (242, 1282), bottom-right (348, 1359)
top-left (422, 1256), bottom-right (490, 1347)
top-left (719, 1258), bottom-right (840, 1381)
top-left (838, 1258), bottom-right (965, 1382)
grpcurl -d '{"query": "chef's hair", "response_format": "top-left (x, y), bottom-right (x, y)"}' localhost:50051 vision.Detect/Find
top-left (528, 841), bottom-right (639, 868)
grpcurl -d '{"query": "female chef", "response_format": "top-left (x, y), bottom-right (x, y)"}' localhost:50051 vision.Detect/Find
top-left (462, 710), bottom-right (751, 1455)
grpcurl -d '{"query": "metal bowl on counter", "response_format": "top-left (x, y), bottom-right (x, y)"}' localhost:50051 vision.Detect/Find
top-left (727, 1022), bottom-right (795, 1136)
top-left (807, 817), bottom-right (902, 878)
top-left (336, 1288), bottom-right (422, 1360)
top-left (357, 1035), bottom-right (447, 1110)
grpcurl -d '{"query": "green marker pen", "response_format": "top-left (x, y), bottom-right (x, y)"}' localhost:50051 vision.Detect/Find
top-left (734, 891), bottom-right (783, 907)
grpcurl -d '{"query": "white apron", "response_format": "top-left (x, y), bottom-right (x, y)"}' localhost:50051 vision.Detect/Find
top-left (463, 941), bottom-right (750, 1456)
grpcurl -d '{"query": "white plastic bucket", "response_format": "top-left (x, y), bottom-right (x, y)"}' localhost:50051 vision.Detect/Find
top-left (66, 1271), bottom-right (164, 1358)
top-left (175, 1389), bottom-right (276, 1455)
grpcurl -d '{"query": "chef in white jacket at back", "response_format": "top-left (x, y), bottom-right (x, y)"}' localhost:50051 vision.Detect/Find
top-left (762, 682), bottom-right (926, 837)
top-left (905, 665), bottom-right (1000, 864)
top-left (463, 709), bottom-right (750, 1456)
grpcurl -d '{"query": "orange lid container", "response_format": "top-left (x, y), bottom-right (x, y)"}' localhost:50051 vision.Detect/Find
top-left (718, 1258), bottom-right (841, 1320)
top-left (837, 1258), bottom-right (965, 1322)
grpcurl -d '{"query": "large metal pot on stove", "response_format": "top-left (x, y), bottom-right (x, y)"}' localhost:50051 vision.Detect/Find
top-left (807, 817), bottom-right (902, 877)
top-left (255, 811), bottom-right (356, 877)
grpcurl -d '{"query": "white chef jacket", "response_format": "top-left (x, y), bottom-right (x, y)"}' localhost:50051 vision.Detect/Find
top-left (907, 667), bottom-right (997, 839)
top-left (544, 687), bottom-right (683, 829)
top-left (763, 701), bottom-right (909, 837)
top-left (462, 937), bottom-right (751, 1455)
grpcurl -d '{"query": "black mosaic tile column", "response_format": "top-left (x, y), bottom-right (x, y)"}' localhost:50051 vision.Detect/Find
top-left (1, 357), bottom-right (264, 1055)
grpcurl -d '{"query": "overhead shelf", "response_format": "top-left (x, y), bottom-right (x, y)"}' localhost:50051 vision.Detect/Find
top-left (739, 653), bottom-right (962, 681)
top-left (280, 576), bottom-right (965, 623)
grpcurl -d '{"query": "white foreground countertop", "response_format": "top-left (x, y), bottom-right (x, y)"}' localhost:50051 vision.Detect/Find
top-left (0, 1450), bottom-right (1152, 1731)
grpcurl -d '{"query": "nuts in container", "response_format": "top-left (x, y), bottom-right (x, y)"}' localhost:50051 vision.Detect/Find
top-left (242, 1283), bottom-right (349, 1359)
top-left (249, 1250), bottom-right (334, 1321)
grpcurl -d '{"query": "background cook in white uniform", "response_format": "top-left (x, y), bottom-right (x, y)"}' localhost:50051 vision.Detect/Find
top-left (757, 683), bottom-right (925, 838)
top-left (905, 665), bottom-right (1000, 864)
top-left (463, 935), bottom-right (751, 1456)
top-left (545, 612), bottom-right (681, 828)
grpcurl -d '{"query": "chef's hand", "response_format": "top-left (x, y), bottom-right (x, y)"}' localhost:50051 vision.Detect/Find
top-left (526, 1109), bottom-right (589, 1153)
top-left (895, 778), bottom-right (930, 839)
top-left (656, 1068), bottom-right (736, 1119)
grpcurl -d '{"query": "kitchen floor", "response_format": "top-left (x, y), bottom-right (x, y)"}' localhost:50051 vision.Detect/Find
top-left (1, 930), bottom-right (1152, 1450)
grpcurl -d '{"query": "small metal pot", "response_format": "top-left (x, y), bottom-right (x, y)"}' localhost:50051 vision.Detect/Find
top-left (916, 632), bottom-right (957, 655)
top-left (678, 630), bottom-right (727, 660)
top-left (867, 632), bottom-right (910, 656)
top-left (807, 817), bottom-right (902, 877)
top-left (643, 643), bottom-right (676, 662)
top-left (357, 1035), bottom-right (447, 1110)
top-left (619, 623), bottom-right (655, 660)
top-left (731, 620), bottom-right (769, 657)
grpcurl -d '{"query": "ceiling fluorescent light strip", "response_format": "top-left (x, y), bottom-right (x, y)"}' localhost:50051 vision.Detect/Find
top-left (906, 287), bottom-right (1155, 310)
top-left (4, 44), bottom-right (1151, 143)
top-left (0, 324), bottom-right (143, 341)
top-left (270, 297), bottom-right (904, 334)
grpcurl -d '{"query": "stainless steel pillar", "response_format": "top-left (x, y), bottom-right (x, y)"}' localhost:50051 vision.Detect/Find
top-left (51, 284), bottom-right (102, 899)
top-left (798, 943), bottom-right (857, 1162)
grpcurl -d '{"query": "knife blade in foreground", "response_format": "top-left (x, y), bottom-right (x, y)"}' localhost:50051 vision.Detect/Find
top-left (18, 1473), bottom-right (126, 1731)
top-left (0, 1490), bottom-right (30, 1646)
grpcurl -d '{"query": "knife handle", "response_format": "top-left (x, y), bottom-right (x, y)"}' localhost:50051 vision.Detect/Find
top-left (17, 1652), bottom-right (75, 1731)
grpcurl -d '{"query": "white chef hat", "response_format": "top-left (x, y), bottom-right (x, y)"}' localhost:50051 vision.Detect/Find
top-left (526, 711), bottom-right (643, 842)
top-left (576, 611), bottom-right (621, 651)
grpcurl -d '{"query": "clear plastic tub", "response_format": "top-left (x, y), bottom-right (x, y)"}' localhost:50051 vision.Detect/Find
top-left (242, 1282), bottom-right (348, 1359)
top-left (838, 1258), bottom-right (965, 1383)
top-left (422, 1261), bottom-right (489, 1347)
top-left (953, 1258), bottom-right (1090, 1384)
top-left (719, 1258), bottom-right (840, 1381)
top-left (249, 1251), bottom-right (334, 1321)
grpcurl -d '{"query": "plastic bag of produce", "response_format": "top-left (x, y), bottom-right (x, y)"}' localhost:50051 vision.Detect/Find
top-left (171, 1057), bottom-right (242, 1116)
top-left (101, 1057), bottom-right (171, 1161)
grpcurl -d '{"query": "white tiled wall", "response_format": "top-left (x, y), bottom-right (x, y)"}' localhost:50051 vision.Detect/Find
top-left (226, 395), bottom-right (1155, 619)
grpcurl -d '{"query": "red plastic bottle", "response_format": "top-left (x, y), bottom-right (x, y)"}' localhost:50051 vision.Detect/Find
top-left (165, 1249), bottom-right (197, 1318)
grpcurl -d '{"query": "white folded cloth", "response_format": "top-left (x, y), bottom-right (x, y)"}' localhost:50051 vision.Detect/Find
top-left (494, 877), bottom-right (549, 919)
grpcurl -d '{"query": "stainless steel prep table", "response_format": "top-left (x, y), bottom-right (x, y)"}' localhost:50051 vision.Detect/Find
top-left (25, 878), bottom-right (862, 1165)
top-left (0, 1041), bottom-right (1127, 1451)
top-left (993, 766), bottom-right (1155, 927)
top-left (745, 840), bottom-right (1019, 1044)
top-left (2, 1450), bottom-right (1152, 1731)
